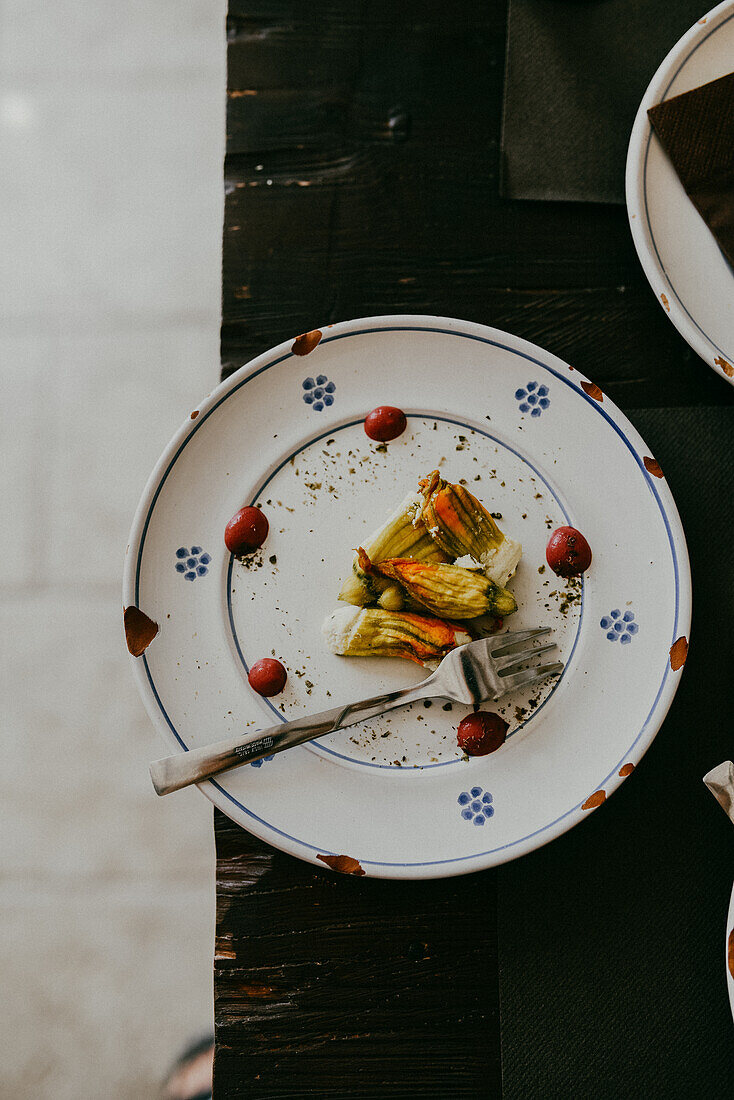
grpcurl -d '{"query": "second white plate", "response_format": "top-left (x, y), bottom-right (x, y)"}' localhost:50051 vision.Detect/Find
top-left (626, 0), bottom-right (734, 385)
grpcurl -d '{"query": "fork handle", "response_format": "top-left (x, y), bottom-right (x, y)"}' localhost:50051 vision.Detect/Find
top-left (150, 678), bottom-right (435, 795)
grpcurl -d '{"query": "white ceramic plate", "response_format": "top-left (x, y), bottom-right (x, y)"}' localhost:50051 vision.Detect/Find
top-left (124, 316), bottom-right (691, 879)
top-left (626, 1), bottom-right (734, 385)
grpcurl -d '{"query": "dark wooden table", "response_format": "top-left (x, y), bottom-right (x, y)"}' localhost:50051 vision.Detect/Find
top-left (214, 4), bottom-right (734, 1097)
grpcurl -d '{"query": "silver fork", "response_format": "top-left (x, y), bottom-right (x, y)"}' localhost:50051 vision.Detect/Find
top-left (150, 627), bottom-right (563, 795)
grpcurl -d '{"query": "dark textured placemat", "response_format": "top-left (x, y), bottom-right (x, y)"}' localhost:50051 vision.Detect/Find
top-left (501, 0), bottom-right (703, 204)
top-left (498, 406), bottom-right (734, 1097)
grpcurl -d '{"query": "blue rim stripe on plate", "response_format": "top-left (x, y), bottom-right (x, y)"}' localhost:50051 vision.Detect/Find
top-left (134, 324), bottom-right (683, 869)
top-left (225, 413), bottom-right (584, 770)
top-left (642, 9), bottom-right (734, 365)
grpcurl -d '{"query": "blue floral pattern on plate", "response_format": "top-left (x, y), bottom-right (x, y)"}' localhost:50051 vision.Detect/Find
top-left (250, 754), bottom-right (275, 768)
top-left (458, 786), bottom-right (494, 825)
top-left (600, 609), bottom-right (638, 644)
top-left (175, 546), bottom-right (211, 581)
top-left (302, 374), bottom-right (336, 412)
top-left (515, 381), bottom-right (550, 417)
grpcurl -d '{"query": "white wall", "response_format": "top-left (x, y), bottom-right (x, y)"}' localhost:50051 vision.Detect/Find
top-left (0, 3), bottom-right (227, 1095)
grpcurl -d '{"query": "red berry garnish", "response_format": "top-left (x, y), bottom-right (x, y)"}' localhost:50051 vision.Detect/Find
top-left (364, 406), bottom-right (407, 442)
top-left (546, 526), bottom-right (592, 578)
top-left (248, 658), bottom-right (287, 697)
top-left (225, 506), bottom-right (268, 555)
top-left (457, 712), bottom-right (508, 756)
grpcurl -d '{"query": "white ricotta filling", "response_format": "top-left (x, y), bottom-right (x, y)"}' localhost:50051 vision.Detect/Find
top-left (321, 605), bottom-right (362, 653)
top-left (479, 536), bottom-right (522, 588)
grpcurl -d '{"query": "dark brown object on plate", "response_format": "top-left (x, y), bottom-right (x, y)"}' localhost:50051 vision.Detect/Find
top-left (291, 329), bottom-right (322, 356)
top-left (123, 605), bottom-right (158, 657)
top-left (581, 790), bottom-right (606, 810)
top-left (643, 456), bottom-right (664, 478)
top-left (669, 635), bottom-right (689, 671)
top-left (317, 853), bottom-right (366, 876)
top-left (580, 380), bottom-right (603, 402)
top-left (648, 73), bottom-right (734, 267)
top-left (619, 763), bottom-right (635, 778)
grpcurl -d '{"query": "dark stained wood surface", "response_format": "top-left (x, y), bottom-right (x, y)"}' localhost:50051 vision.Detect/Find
top-left (214, 813), bottom-right (500, 1098)
top-left (216, 3), bottom-right (733, 1096)
top-left (221, 1), bottom-right (734, 408)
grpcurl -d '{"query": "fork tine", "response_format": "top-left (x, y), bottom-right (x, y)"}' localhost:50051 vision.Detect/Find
top-left (499, 661), bottom-right (564, 693)
top-left (489, 627), bottom-right (552, 656)
top-left (495, 641), bottom-right (557, 673)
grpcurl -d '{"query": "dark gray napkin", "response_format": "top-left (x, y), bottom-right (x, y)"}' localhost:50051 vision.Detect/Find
top-left (498, 406), bottom-right (734, 1097)
top-left (501, 0), bottom-right (704, 204)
